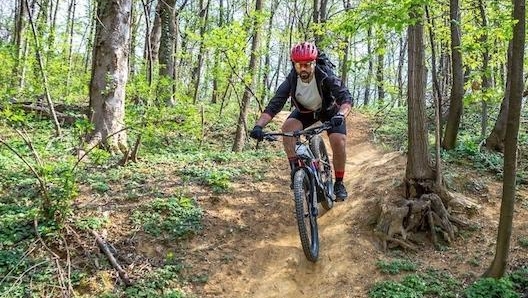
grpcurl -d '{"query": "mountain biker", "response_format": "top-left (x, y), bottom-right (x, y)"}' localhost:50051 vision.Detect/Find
top-left (250, 41), bottom-right (353, 201)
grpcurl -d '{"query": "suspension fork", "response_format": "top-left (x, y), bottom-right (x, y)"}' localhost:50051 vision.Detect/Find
top-left (294, 164), bottom-right (319, 217)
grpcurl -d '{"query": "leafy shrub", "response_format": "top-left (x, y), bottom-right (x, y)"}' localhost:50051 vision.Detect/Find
top-left (369, 269), bottom-right (461, 298)
top-left (509, 267), bottom-right (528, 294)
top-left (464, 277), bottom-right (519, 298)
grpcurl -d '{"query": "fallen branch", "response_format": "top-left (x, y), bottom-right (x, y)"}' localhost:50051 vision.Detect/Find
top-left (91, 230), bottom-right (132, 286)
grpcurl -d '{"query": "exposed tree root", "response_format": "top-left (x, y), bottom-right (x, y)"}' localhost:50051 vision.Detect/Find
top-left (376, 186), bottom-right (475, 251)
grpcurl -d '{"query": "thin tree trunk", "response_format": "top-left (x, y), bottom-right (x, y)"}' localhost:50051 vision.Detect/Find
top-left (192, 0), bottom-right (210, 104)
top-left (478, 0), bottom-right (491, 139)
top-left (25, 0), bottom-right (61, 137)
top-left (485, 43), bottom-right (513, 152)
top-left (376, 51), bottom-right (385, 105)
top-left (141, 0), bottom-right (154, 86)
top-left (66, 0), bottom-right (76, 95)
top-left (232, 0), bottom-right (263, 152)
top-left (364, 26), bottom-right (373, 106)
top-left (158, 0), bottom-right (177, 104)
top-left (396, 35), bottom-right (406, 107)
top-left (260, 1), bottom-right (279, 105)
top-left (442, 0), bottom-right (464, 149)
top-left (13, 0), bottom-right (28, 92)
top-left (426, 6), bottom-right (443, 185)
top-left (485, 0), bottom-right (525, 278)
top-left (84, 0), bottom-right (96, 74)
top-left (128, 2), bottom-right (139, 77)
top-left (212, 0), bottom-right (225, 104)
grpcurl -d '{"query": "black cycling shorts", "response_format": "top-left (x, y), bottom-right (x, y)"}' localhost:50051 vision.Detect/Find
top-left (287, 109), bottom-right (347, 135)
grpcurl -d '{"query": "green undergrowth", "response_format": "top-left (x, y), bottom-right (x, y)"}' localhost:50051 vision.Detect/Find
top-left (0, 101), bottom-right (284, 296)
top-left (369, 257), bottom-right (528, 298)
top-left (367, 102), bottom-right (528, 297)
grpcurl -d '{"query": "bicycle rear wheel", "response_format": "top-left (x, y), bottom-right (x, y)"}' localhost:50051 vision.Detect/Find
top-left (310, 135), bottom-right (334, 210)
top-left (293, 169), bottom-right (319, 262)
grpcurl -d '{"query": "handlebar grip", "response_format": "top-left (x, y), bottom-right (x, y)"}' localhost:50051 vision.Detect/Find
top-left (263, 135), bottom-right (278, 141)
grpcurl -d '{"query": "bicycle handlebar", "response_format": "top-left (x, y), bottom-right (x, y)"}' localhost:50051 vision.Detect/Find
top-left (261, 121), bottom-right (333, 142)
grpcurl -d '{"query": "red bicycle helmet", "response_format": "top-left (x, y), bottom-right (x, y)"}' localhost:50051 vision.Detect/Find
top-left (290, 42), bottom-right (318, 62)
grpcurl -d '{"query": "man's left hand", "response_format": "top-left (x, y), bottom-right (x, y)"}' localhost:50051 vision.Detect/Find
top-left (331, 113), bottom-right (345, 127)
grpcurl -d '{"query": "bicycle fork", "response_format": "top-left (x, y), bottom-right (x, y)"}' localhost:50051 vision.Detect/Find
top-left (294, 164), bottom-right (319, 218)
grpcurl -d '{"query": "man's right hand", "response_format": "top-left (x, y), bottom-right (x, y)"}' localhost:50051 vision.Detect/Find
top-left (250, 125), bottom-right (264, 140)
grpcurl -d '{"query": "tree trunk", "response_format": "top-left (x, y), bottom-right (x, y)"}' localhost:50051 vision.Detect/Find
top-left (485, 0), bottom-right (525, 278)
top-left (477, 0), bottom-right (491, 140)
top-left (192, 0), bottom-right (210, 104)
top-left (260, 0), bottom-right (279, 106)
top-left (485, 43), bottom-right (513, 152)
top-left (128, 2), bottom-right (139, 77)
top-left (376, 52), bottom-right (385, 105)
top-left (26, 0), bottom-right (62, 137)
top-left (405, 8), bottom-right (434, 194)
top-left (13, 0), bottom-right (28, 91)
top-left (88, 0), bottom-right (132, 155)
top-left (376, 4), bottom-right (465, 251)
top-left (232, 0), bottom-right (263, 152)
top-left (425, 6), bottom-right (443, 185)
top-left (66, 0), bottom-right (76, 96)
top-left (396, 35), bottom-right (406, 107)
top-left (211, 0), bottom-right (225, 104)
top-left (364, 26), bottom-right (373, 106)
top-left (442, 0), bottom-right (464, 149)
top-left (158, 0), bottom-right (177, 104)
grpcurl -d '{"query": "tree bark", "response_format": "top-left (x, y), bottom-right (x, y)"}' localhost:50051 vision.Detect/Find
top-left (157, 0), bottom-right (177, 104)
top-left (405, 7), bottom-right (434, 196)
top-left (364, 26), bottom-right (373, 106)
top-left (232, 0), bottom-right (263, 152)
top-left (192, 0), bottom-right (210, 104)
top-left (376, 4), bottom-right (466, 251)
top-left (442, 0), bottom-right (464, 149)
top-left (13, 0), bottom-right (28, 91)
top-left (485, 43), bottom-right (513, 153)
top-left (88, 0), bottom-right (132, 155)
top-left (485, 0), bottom-right (525, 278)
top-left (376, 51), bottom-right (385, 105)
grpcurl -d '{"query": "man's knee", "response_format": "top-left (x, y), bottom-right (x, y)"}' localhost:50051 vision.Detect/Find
top-left (282, 118), bottom-right (302, 132)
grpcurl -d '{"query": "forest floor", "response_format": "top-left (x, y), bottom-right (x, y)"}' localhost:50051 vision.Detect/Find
top-left (78, 110), bottom-right (528, 297)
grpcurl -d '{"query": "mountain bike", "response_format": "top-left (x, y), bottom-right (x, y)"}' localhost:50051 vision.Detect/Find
top-left (262, 122), bottom-right (335, 262)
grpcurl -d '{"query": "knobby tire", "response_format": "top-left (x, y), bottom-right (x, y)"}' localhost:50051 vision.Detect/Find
top-left (310, 135), bottom-right (334, 210)
top-left (293, 169), bottom-right (319, 262)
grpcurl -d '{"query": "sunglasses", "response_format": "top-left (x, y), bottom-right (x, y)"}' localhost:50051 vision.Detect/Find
top-left (294, 61), bottom-right (315, 68)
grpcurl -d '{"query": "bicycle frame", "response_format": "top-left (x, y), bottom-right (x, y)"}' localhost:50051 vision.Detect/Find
top-left (263, 122), bottom-right (333, 204)
top-left (294, 140), bottom-right (327, 205)
top-left (260, 122), bottom-right (334, 262)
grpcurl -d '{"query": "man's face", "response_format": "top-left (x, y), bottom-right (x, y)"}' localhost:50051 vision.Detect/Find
top-left (294, 61), bottom-right (315, 81)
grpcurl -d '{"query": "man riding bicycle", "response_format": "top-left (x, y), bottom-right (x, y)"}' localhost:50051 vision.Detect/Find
top-left (250, 41), bottom-right (353, 201)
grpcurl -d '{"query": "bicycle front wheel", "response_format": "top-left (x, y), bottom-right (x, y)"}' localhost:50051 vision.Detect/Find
top-left (293, 169), bottom-right (319, 262)
top-left (310, 135), bottom-right (334, 211)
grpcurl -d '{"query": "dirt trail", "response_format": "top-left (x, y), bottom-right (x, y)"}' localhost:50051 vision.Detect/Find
top-left (183, 110), bottom-right (528, 298)
top-left (185, 111), bottom-right (408, 297)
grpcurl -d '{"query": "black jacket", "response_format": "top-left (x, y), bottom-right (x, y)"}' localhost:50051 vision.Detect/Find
top-left (263, 63), bottom-right (353, 119)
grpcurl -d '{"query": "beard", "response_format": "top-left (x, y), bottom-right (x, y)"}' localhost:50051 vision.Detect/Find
top-left (299, 71), bottom-right (310, 81)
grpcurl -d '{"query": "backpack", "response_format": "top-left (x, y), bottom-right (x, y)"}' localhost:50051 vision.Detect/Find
top-left (316, 51), bottom-right (337, 74)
